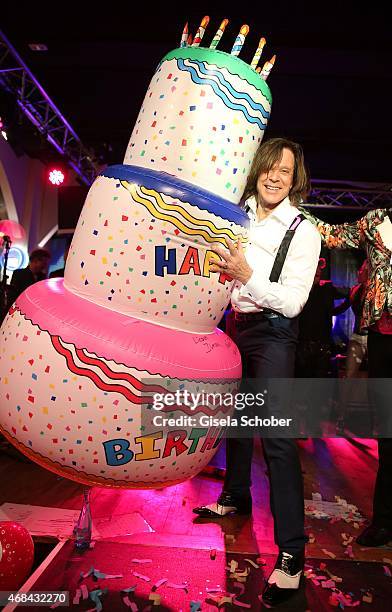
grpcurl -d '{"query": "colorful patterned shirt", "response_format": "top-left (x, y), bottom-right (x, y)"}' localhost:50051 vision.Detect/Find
top-left (300, 207), bottom-right (392, 331)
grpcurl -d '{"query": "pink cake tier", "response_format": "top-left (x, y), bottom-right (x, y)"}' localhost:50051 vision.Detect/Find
top-left (0, 279), bottom-right (241, 488)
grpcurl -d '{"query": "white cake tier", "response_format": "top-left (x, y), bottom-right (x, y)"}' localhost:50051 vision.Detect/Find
top-left (124, 47), bottom-right (272, 204)
top-left (64, 166), bottom-right (249, 334)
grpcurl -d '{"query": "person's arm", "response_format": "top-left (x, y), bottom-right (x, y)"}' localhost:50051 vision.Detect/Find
top-left (349, 283), bottom-right (362, 304)
top-left (238, 222), bottom-right (321, 318)
top-left (299, 207), bottom-right (365, 249)
top-left (329, 282), bottom-right (351, 315)
top-left (332, 297), bottom-right (351, 315)
top-left (332, 285), bottom-right (350, 299)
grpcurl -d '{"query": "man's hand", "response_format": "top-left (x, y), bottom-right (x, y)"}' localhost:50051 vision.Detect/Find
top-left (210, 238), bottom-right (253, 285)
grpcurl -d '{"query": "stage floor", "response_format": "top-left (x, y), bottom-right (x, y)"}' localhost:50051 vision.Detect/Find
top-left (1, 438), bottom-right (391, 609)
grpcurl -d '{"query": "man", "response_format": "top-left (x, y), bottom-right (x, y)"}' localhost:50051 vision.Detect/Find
top-left (8, 248), bottom-right (50, 306)
top-left (296, 257), bottom-right (350, 378)
top-left (301, 206), bottom-right (392, 547)
top-left (294, 258), bottom-right (350, 436)
top-left (193, 138), bottom-right (321, 606)
top-left (344, 260), bottom-right (369, 379)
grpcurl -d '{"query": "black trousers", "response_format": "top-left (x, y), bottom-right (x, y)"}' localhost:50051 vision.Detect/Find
top-left (295, 340), bottom-right (331, 378)
top-left (225, 311), bottom-right (306, 553)
top-left (368, 329), bottom-right (392, 528)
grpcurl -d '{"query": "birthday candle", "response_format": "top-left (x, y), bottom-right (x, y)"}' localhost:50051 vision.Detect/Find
top-left (187, 33), bottom-right (193, 46)
top-left (230, 24), bottom-right (249, 57)
top-left (210, 18), bottom-right (229, 50)
top-left (192, 15), bottom-right (210, 47)
top-left (250, 37), bottom-right (266, 69)
top-left (180, 22), bottom-right (188, 48)
top-left (260, 55), bottom-right (276, 80)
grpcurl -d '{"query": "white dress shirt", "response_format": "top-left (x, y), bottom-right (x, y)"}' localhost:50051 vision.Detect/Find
top-left (231, 196), bottom-right (321, 318)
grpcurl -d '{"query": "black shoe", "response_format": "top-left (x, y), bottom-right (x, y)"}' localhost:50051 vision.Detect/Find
top-left (192, 491), bottom-right (252, 517)
top-left (262, 551), bottom-right (304, 608)
top-left (356, 524), bottom-right (392, 547)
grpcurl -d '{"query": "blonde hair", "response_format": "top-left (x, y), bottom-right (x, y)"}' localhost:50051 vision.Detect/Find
top-left (243, 137), bottom-right (310, 206)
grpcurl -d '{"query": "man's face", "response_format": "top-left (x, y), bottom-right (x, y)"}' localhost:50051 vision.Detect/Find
top-left (30, 257), bottom-right (49, 275)
top-left (256, 147), bottom-right (295, 209)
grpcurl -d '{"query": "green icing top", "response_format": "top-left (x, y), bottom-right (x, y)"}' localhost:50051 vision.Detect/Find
top-left (160, 47), bottom-right (272, 104)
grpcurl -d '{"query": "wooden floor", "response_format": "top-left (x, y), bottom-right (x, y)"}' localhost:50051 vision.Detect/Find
top-left (0, 437), bottom-right (388, 564)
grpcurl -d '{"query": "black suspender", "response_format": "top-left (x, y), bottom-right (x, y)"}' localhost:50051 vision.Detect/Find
top-left (269, 214), bottom-right (305, 283)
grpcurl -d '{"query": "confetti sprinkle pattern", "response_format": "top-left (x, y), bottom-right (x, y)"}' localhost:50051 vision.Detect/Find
top-left (65, 174), bottom-right (248, 333)
top-left (177, 58), bottom-right (269, 129)
top-left (0, 303), bottom-right (240, 488)
top-left (125, 47), bottom-right (271, 204)
top-left (51, 335), bottom-right (236, 418)
top-left (0, 44), bottom-right (258, 489)
top-left (121, 182), bottom-right (248, 246)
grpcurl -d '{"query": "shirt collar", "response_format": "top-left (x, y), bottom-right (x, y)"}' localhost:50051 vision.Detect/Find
top-left (246, 196), bottom-right (297, 227)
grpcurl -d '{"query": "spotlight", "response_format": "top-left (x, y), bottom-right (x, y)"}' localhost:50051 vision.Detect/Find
top-left (0, 116), bottom-right (7, 140)
top-left (0, 246), bottom-right (29, 271)
top-left (28, 43), bottom-right (48, 51)
top-left (48, 168), bottom-right (65, 186)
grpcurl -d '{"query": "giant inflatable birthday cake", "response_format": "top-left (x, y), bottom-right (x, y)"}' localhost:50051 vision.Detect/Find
top-left (0, 18), bottom-right (273, 487)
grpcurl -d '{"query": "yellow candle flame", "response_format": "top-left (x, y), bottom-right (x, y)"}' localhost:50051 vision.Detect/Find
top-left (192, 15), bottom-right (210, 47)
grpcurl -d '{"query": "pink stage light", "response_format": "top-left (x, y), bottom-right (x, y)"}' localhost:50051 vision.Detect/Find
top-left (48, 169), bottom-right (65, 185)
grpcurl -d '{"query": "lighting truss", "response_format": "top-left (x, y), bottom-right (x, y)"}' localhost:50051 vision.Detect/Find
top-left (0, 29), bottom-right (99, 185)
top-left (1, 30), bottom-right (391, 208)
top-left (308, 180), bottom-right (392, 210)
